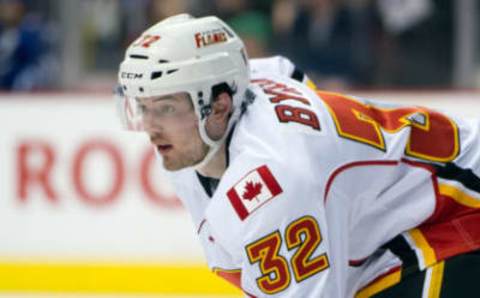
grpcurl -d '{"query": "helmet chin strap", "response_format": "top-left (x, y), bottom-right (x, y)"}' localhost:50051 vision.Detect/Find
top-left (193, 105), bottom-right (241, 172)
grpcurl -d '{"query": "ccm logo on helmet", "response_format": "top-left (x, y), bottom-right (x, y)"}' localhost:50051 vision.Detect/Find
top-left (121, 72), bottom-right (143, 79)
top-left (194, 28), bottom-right (228, 48)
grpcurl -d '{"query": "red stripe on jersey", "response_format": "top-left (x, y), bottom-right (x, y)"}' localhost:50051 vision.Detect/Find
top-left (400, 158), bottom-right (436, 172)
top-left (325, 158), bottom-right (480, 266)
top-left (215, 268), bottom-right (242, 289)
top-left (257, 165), bottom-right (283, 196)
top-left (400, 158), bottom-right (443, 222)
top-left (402, 159), bottom-right (480, 265)
top-left (324, 160), bottom-right (399, 202)
top-left (227, 188), bottom-right (249, 220)
top-left (349, 258), bottom-right (368, 267)
top-left (418, 192), bottom-right (480, 264)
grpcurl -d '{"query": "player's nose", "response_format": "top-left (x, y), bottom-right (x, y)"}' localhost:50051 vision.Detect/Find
top-left (143, 125), bottom-right (164, 145)
top-left (142, 112), bottom-right (161, 132)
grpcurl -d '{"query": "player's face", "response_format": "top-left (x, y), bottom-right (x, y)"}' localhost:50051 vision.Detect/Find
top-left (137, 92), bottom-right (209, 171)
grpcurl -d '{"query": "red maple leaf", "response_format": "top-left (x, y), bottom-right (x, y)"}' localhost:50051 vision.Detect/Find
top-left (242, 181), bottom-right (263, 202)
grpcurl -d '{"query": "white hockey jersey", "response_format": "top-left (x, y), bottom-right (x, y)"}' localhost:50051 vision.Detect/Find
top-left (165, 70), bottom-right (480, 297)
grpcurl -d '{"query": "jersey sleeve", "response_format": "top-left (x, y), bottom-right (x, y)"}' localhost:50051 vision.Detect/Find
top-left (205, 156), bottom-right (339, 297)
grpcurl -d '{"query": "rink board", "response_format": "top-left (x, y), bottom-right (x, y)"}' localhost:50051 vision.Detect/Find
top-left (0, 91), bottom-right (478, 295)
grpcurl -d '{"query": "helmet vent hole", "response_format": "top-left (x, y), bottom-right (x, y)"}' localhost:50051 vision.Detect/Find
top-left (158, 59), bottom-right (169, 64)
top-left (167, 69), bottom-right (178, 75)
top-left (139, 87), bottom-right (144, 92)
top-left (151, 71), bottom-right (163, 80)
top-left (130, 54), bottom-right (148, 59)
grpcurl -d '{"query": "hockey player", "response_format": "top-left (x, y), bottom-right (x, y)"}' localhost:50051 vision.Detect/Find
top-left (116, 14), bottom-right (480, 297)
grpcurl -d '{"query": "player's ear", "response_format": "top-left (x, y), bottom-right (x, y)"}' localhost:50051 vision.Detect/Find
top-left (210, 92), bottom-right (232, 121)
top-left (205, 92), bottom-right (232, 140)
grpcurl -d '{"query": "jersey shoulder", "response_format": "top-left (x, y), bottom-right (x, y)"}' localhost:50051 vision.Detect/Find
top-left (249, 55), bottom-right (295, 78)
top-left (249, 55), bottom-right (315, 88)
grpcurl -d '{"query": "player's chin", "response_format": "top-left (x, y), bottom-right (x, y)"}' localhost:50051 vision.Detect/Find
top-left (163, 153), bottom-right (205, 171)
top-left (162, 159), bottom-right (181, 171)
top-left (162, 156), bottom-right (190, 172)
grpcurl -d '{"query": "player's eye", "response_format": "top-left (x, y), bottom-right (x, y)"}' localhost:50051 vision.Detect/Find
top-left (163, 105), bottom-right (175, 114)
top-left (152, 105), bottom-right (176, 117)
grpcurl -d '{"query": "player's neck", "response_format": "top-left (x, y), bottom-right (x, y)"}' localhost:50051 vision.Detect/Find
top-left (197, 143), bottom-right (227, 179)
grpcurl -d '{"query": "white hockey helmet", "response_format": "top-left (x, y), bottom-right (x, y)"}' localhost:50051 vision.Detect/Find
top-left (116, 14), bottom-right (250, 166)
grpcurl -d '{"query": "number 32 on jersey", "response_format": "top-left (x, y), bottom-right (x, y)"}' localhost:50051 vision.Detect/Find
top-left (245, 216), bottom-right (329, 295)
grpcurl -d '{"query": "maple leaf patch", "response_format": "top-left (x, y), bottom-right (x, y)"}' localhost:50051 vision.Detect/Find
top-left (227, 165), bottom-right (283, 220)
top-left (242, 181), bottom-right (263, 202)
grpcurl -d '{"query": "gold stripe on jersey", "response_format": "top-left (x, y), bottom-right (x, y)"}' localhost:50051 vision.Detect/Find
top-left (438, 183), bottom-right (480, 208)
top-left (426, 261), bottom-right (444, 298)
top-left (409, 229), bottom-right (437, 267)
top-left (306, 78), bottom-right (317, 90)
top-left (355, 267), bottom-right (402, 298)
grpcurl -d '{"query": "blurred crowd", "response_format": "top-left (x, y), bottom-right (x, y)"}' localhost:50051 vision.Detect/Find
top-left (0, 0), bottom-right (471, 91)
top-left (0, 0), bottom-right (59, 90)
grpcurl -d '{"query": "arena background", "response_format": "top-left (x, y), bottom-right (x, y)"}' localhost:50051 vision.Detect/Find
top-left (1, 0), bottom-right (479, 297)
